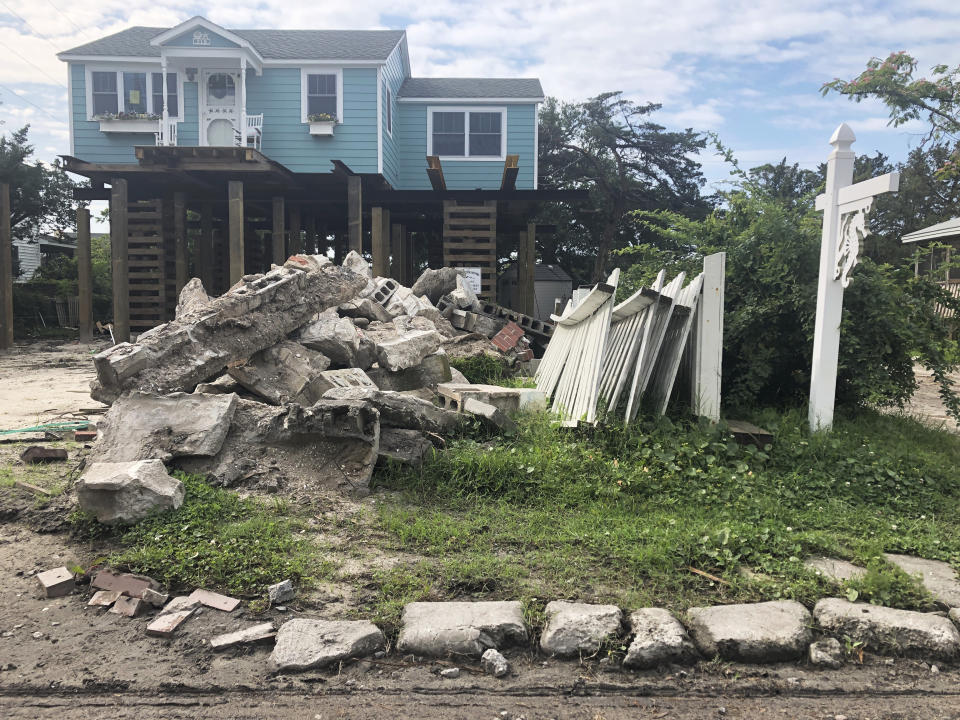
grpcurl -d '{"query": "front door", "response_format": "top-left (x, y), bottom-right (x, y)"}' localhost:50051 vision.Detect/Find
top-left (200, 70), bottom-right (240, 146)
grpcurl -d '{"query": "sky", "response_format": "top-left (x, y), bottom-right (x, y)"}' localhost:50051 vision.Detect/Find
top-left (1, 0), bottom-right (959, 193)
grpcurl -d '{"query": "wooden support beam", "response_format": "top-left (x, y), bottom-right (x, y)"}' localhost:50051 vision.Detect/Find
top-left (289, 204), bottom-right (302, 255)
top-left (173, 192), bottom-right (187, 296)
top-left (518, 222), bottom-right (536, 316)
top-left (390, 222), bottom-right (404, 282)
top-left (426, 156), bottom-right (446, 191)
top-left (271, 196), bottom-right (286, 266)
top-left (199, 202), bottom-right (214, 293)
top-left (76, 207), bottom-right (93, 342)
top-left (0, 184), bottom-right (13, 350)
top-left (500, 154), bottom-right (519, 191)
top-left (371, 206), bottom-right (391, 277)
top-left (347, 176), bottom-right (362, 253)
top-left (228, 181), bottom-right (244, 286)
top-left (110, 179), bottom-right (130, 343)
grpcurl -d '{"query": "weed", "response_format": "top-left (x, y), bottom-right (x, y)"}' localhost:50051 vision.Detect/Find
top-left (450, 354), bottom-right (513, 384)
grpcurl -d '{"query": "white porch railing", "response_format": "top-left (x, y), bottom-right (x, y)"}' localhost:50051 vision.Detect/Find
top-left (155, 120), bottom-right (178, 147)
top-left (233, 113), bottom-right (263, 150)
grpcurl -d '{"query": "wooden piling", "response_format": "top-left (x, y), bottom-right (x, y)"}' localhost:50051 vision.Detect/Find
top-left (228, 181), bottom-right (244, 285)
top-left (0, 183), bottom-right (13, 349)
top-left (518, 222), bottom-right (536, 316)
top-left (271, 196), bottom-right (285, 266)
top-left (173, 192), bottom-right (187, 296)
top-left (76, 207), bottom-right (93, 342)
top-left (110, 179), bottom-right (130, 343)
top-left (289, 204), bottom-right (301, 256)
top-left (371, 206), bottom-right (390, 277)
top-left (347, 175), bottom-right (362, 253)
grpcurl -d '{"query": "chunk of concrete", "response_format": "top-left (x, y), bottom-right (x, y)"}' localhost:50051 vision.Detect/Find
top-left (268, 580), bottom-right (296, 605)
top-left (447, 275), bottom-right (481, 312)
top-left (438, 383), bottom-right (546, 414)
top-left (92, 264), bottom-right (366, 404)
top-left (481, 648), bottom-right (510, 677)
top-left (195, 374), bottom-right (240, 395)
top-left (439, 667), bottom-right (460, 679)
top-left (227, 341), bottom-right (331, 406)
top-left (540, 601), bottom-right (622, 657)
top-left (77, 460), bottom-right (184, 525)
top-left (375, 330), bottom-right (442, 372)
top-left (342, 250), bottom-right (371, 279)
top-left (188, 588), bottom-right (240, 612)
top-left (20, 447), bottom-right (67, 463)
top-left (299, 311), bottom-right (376, 369)
top-left (36, 567), bottom-right (74, 598)
top-left (366, 351), bottom-right (453, 391)
top-left (805, 557), bottom-right (867, 584)
top-left (884, 554), bottom-right (960, 608)
top-left (378, 428), bottom-right (434, 467)
top-left (472, 313), bottom-right (507, 338)
top-left (385, 286), bottom-right (421, 318)
top-left (88, 590), bottom-right (123, 607)
top-left (339, 297), bottom-right (393, 323)
top-left (89, 391), bottom-right (238, 463)
top-left (211, 622), bottom-right (277, 651)
top-left (808, 637), bottom-right (844, 668)
top-left (685, 601), bottom-right (812, 662)
top-left (161, 596), bottom-right (200, 615)
top-left (412, 267), bottom-right (462, 304)
top-left (950, 608), bottom-right (960, 628)
top-left (623, 608), bottom-right (698, 669)
top-left (270, 619), bottom-right (385, 671)
top-left (109, 596), bottom-right (146, 617)
top-left (397, 601), bottom-right (527, 657)
top-left (140, 588), bottom-right (169, 608)
top-left (814, 598), bottom-right (960, 661)
top-left (321, 387), bottom-right (461, 434)
top-left (284, 254), bottom-right (330, 273)
top-left (462, 397), bottom-right (517, 432)
top-left (91, 570), bottom-right (158, 597)
top-left (146, 608), bottom-right (195, 637)
top-left (174, 277), bottom-right (211, 320)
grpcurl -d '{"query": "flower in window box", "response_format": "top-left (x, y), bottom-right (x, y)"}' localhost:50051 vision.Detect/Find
top-left (308, 113), bottom-right (337, 122)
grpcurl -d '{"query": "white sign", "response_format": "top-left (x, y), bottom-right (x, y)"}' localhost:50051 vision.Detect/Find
top-left (808, 123), bottom-right (899, 431)
top-left (193, 31), bottom-right (211, 46)
top-left (462, 267), bottom-right (482, 295)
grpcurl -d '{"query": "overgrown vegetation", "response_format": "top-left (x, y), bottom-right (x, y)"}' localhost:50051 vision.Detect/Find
top-left (71, 473), bottom-right (328, 596)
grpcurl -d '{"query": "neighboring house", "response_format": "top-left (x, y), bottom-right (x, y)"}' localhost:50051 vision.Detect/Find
top-left (57, 16), bottom-right (583, 335)
top-left (903, 217), bottom-right (960, 318)
top-left (13, 232), bottom-right (77, 282)
top-left (497, 263), bottom-right (573, 321)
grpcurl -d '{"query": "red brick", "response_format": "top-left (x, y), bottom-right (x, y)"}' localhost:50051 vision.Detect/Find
top-left (74, 430), bottom-right (98, 442)
top-left (20, 446), bottom-right (68, 464)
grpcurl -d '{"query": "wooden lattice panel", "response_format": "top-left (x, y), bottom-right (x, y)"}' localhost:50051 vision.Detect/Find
top-left (442, 200), bottom-right (497, 301)
top-left (127, 199), bottom-right (167, 333)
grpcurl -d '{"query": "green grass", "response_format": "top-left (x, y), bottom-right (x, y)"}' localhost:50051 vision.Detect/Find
top-left (71, 473), bottom-right (333, 597)
top-left (450, 354), bottom-right (515, 384)
top-left (366, 408), bottom-right (960, 631)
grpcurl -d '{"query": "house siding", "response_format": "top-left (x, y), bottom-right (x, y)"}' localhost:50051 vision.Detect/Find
top-left (380, 43), bottom-right (405, 187)
top-left (396, 103), bottom-right (536, 189)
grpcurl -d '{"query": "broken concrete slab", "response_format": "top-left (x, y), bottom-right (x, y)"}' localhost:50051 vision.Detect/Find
top-left (397, 601), bottom-right (527, 657)
top-left (312, 368), bottom-right (379, 396)
top-left (88, 590), bottom-right (123, 607)
top-left (685, 601), bottom-right (812, 663)
top-left (385, 286), bottom-right (421, 318)
top-left (321, 387), bottom-right (461, 434)
top-left (227, 341), bottom-right (331, 406)
top-left (109, 596), bottom-right (146, 617)
top-left (195, 374), bottom-right (240, 395)
top-left (20, 446), bottom-right (68, 464)
top-left (268, 580), bottom-right (296, 605)
top-left (140, 588), bottom-right (168, 608)
top-left (808, 637), bottom-right (844, 668)
top-left (91, 264), bottom-right (366, 404)
top-left (91, 570), bottom-right (158, 598)
top-left (284, 254), bottom-right (330, 273)
top-left (36, 567), bottom-right (74, 598)
top-left (299, 312), bottom-right (375, 369)
top-left (814, 598), bottom-right (960, 660)
top-left (161, 596), bottom-right (200, 615)
top-left (884, 554), bottom-right (960, 608)
top-left (211, 622), bottom-right (277, 651)
top-left (472, 313), bottom-right (507, 338)
top-left (438, 383), bottom-right (546, 414)
top-left (412, 267), bottom-right (462, 304)
top-left (950, 608), bottom-right (960, 628)
top-left (540, 601), bottom-right (622, 657)
top-left (339, 297), bottom-right (393, 323)
top-left (623, 608), bottom-right (698, 669)
top-left (805, 556), bottom-right (867, 584)
top-left (447, 275), bottom-right (481, 312)
top-left (188, 589), bottom-right (241, 612)
top-left (366, 351), bottom-right (452, 392)
top-left (270, 618), bottom-right (385, 671)
top-left (481, 648), bottom-right (510, 677)
top-left (89, 391), bottom-right (238, 463)
top-left (146, 608), bottom-right (195, 638)
top-left (177, 398), bottom-right (380, 496)
top-left (378, 428), bottom-right (434, 467)
top-left (175, 278), bottom-right (211, 320)
top-left (342, 250), bottom-right (371, 279)
top-left (462, 397), bottom-right (517, 432)
top-left (375, 330), bottom-right (442, 372)
top-left (77, 460), bottom-right (184, 525)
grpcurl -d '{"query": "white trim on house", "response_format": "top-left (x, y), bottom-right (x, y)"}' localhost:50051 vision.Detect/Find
top-left (83, 63), bottom-right (185, 122)
top-left (533, 101), bottom-right (540, 190)
top-left (426, 105), bottom-right (507, 162)
top-left (149, 16), bottom-right (264, 62)
top-left (399, 96), bottom-right (544, 103)
top-left (264, 59), bottom-right (380, 67)
top-left (385, 85), bottom-right (393, 138)
top-left (299, 66), bottom-right (344, 124)
top-left (67, 63), bottom-right (75, 156)
top-left (376, 67), bottom-right (383, 175)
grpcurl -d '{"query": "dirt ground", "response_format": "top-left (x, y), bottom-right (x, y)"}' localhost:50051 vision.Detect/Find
top-left (898, 365), bottom-right (960, 433)
top-left (2, 341), bottom-right (960, 718)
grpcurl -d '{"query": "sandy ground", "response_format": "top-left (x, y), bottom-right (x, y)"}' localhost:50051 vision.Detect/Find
top-left (0, 340), bottom-right (109, 432)
top-left (898, 365), bottom-right (960, 433)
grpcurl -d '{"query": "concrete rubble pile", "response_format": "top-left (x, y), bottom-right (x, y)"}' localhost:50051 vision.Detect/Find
top-left (79, 252), bottom-right (550, 516)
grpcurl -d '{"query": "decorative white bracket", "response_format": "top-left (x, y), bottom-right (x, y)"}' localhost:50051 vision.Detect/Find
top-left (835, 199), bottom-right (872, 288)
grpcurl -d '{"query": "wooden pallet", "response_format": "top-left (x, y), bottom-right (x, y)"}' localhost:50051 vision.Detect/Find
top-left (442, 200), bottom-right (497, 301)
top-left (127, 199), bottom-right (167, 333)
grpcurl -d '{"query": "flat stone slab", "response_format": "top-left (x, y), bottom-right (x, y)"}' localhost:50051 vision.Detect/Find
top-left (91, 570), bottom-right (157, 598)
top-left (77, 460), bottom-right (184, 525)
top-left (623, 608), bottom-right (698, 669)
top-left (270, 619), bottom-right (385, 671)
top-left (36, 567), bottom-right (74, 598)
top-left (88, 590), bottom-right (123, 607)
top-left (540, 601), bottom-right (622, 657)
top-left (884, 554), bottom-right (960, 608)
top-left (805, 556), bottom-right (866, 584)
top-left (146, 609), bottom-right (195, 638)
top-left (188, 589), bottom-right (240, 612)
top-left (685, 601), bottom-right (812, 662)
top-left (210, 622), bottom-right (277, 651)
top-left (375, 329), bottom-right (442, 371)
top-left (814, 598), bottom-right (960, 661)
top-left (397, 601), bottom-right (527, 657)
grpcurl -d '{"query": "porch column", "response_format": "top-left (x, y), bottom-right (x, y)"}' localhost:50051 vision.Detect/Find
top-left (228, 181), bottom-right (244, 285)
top-left (271, 196), bottom-right (286, 266)
top-left (518, 222), bottom-right (536, 316)
top-left (160, 56), bottom-right (169, 144)
top-left (174, 191), bottom-right (187, 295)
top-left (239, 57), bottom-right (247, 147)
top-left (77, 207), bottom-right (93, 342)
top-left (347, 175), bottom-right (362, 253)
top-left (289, 204), bottom-right (302, 255)
top-left (0, 183), bottom-right (12, 350)
top-left (199, 202), bottom-right (214, 293)
top-left (110, 179), bottom-right (130, 343)
top-left (390, 222), bottom-right (404, 283)
top-left (371, 206), bottom-right (390, 277)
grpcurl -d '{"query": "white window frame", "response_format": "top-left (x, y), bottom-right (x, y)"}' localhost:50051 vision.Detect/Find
top-left (85, 64), bottom-right (183, 121)
top-left (426, 106), bottom-right (507, 161)
top-left (385, 86), bottom-right (393, 137)
top-left (300, 67), bottom-right (344, 124)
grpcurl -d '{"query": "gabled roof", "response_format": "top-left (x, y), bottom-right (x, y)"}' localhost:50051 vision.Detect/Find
top-left (398, 77), bottom-right (544, 100)
top-left (59, 27), bottom-right (406, 62)
top-left (903, 218), bottom-right (960, 243)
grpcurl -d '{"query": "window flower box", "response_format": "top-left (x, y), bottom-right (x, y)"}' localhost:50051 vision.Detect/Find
top-left (96, 113), bottom-right (160, 134)
top-left (307, 113), bottom-right (337, 136)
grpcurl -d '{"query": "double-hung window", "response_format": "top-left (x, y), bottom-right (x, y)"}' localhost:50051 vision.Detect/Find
top-left (151, 72), bottom-right (179, 116)
top-left (428, 108), bottom-right (505, 159)
top-left (89, 69), bottom-right (179, 118)
top-left (306, 73), bottom-right (337, 119)
top-left (91, 72), bottom-right (118, 116)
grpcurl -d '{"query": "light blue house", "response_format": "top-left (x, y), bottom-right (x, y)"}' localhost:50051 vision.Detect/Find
top-left (57, 17), bottom-right (583, 335)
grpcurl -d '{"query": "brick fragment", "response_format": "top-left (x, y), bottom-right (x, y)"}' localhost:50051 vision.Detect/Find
top-left (88, 590), bottom-right (123, 607)
top-left (210, 622), bottom-right (277, 651)
top-left (36, 567), bottom-right (74, 598)
top-left (109, 596), bottom-right (146, 617)
top-left (91, 570), bottom-right (154, 597)
top-left (20, 446), bottom-right (68, 463)
top-left (188, 589), bottom-right (241, 612)
top-left (74, 430), bottom-right (98, 442)
top-left (146, 609), bottom-right (195, 637)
